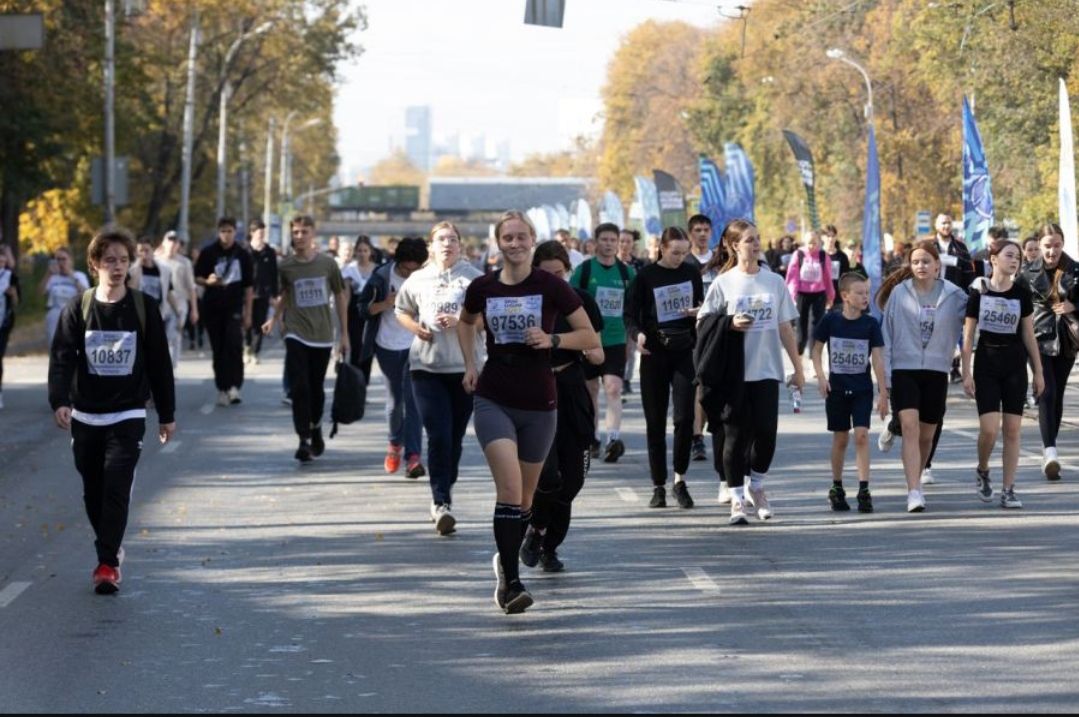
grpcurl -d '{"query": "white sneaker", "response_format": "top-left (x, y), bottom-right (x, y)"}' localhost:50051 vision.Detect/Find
top-left (907, 489), bottom-right (926, 513)
top-left (729, 497), bottom-right (749, 526)
top-left (920, 467), bottom-right (935, 485)
top-left (745, 484), bottom-right (773, 520)
top-left (877, 424), bottom-right (894, 452)
top-left (216, 391), bottom-right (230, 407)
top-left (433, 504), bottom-right (456, 535)
top-left (1043, 447), bottom-right (1061, 480)
top-left (717, 481), bottom-right (732, 505)
top-left (227, 386), bottom-right (242, 405)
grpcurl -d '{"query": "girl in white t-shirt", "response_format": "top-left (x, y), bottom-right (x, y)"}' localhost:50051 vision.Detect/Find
top-left (41, 246), bottom-right (90, 347)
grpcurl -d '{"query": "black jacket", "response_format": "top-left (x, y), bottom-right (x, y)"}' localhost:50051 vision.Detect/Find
top-left (356, 262), bottom-right (398, 363)
top-left (937, 235), bottom-right (976, 290)
top-left (694, 312), bottom-right (745, 424)
top-left (1018, 253), bottom-right (1079, 356)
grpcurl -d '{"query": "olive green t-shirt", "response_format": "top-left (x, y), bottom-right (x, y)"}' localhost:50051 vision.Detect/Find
top-left (279, 253), bottom-right (345, 347)
top-left (570, 257), bottom-right (636, 346)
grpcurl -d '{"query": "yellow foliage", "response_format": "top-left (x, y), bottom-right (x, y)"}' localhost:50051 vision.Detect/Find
top-left (19, 189), bottom-right (88, 256)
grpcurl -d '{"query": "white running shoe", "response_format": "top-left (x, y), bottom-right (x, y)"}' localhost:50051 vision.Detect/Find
top-left (729, 497), bottom-right (749, 526)
top-left (877, 424), bottom-right (895, 452)
top-left (227, 386), bottom-right (242, 405)
top-left (718, 481), bottom-right (732, 505)
top-left (907, 490), bottom-right (926, 513)
top-left (920, 467), bottom-right (935, 485)
top-left (1043, 447), bottom-right (1061, 481)
top-left (746, 484), bottom-right (773, 520)
top-left (433, 504), bottom-right (456, 535)
top-left (216, 390), bottom-right (230, 407)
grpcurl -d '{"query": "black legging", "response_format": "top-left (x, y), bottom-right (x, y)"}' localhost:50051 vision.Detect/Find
top-left (722, 380), bottom-right (780, 489)
top-left (639, 347), bottom-right (695, 486)
top-left (533, 364), bottom-right (593, 552)
top-left (1039, 352), bottom-right (1076, 448)
top-left (796, 292), bottom-right (828, 355)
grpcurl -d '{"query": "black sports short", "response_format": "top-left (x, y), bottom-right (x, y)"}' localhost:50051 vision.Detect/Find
top-left (974, 347), bottom-right (1028, 416)
top-left (584, 343), bottom-right (627, 381)
top-left (891, 369), bottom-right (948, 425)
top-left (825, 388), bottom-right (873, 432)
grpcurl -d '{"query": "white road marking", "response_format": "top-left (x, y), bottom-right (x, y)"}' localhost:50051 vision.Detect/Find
top-left (199, 403), bottom-right (215, 415)
top-left (947, 427), bottom-right (1079, 471)
top-left (161, 440), bottom-right (182, 454)
top-left (616, 487), bottom-right (639, 503)
top-left (682, 567), bottom-right (719, 593)
top-left (0, 581), bottom-right (31, 608)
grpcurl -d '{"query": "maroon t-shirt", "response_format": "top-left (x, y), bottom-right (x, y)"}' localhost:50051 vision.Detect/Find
top-left (463, 268), bottom-right (583, 411)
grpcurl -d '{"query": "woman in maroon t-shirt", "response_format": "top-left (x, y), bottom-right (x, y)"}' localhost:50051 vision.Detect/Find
top-left (457, 211), bottom-right (599, 615)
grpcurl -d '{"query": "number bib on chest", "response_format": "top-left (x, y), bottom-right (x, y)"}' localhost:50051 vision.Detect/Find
top-left (978, 296), bottom-right (1021, 335)
top-left (831, 260), bottom-right (841, 279)
top-left (85, 331), bottom-right (137, 376)
top-left (215, 258), bottom-right (242, 285)
top-left (830, 337), bottom-right (870, 374)
top-left (486, 295), bottom-right (542, 344)
top-left (919, 305), bottom-right (936, 345)
top-left (294, 277), bottom-right (329, 308)
top-left (595, 285), bottom-right (625, 318)
top-left (141, 275), bottom-right (162, 301)
top-left (653, 282), bottom-right (693, 323)
top-left (421, 284), bottom-right (466, 332)
top-left (50, 279), bottom-right (79, 307)
top-left (734, 293), bottom-right (776, 333)
top-left (800, 259), bottom-right (822, 283)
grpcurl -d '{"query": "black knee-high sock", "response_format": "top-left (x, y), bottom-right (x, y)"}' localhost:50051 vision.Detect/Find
top-left (543, 501), bottom-right (572, 552)
top-left (520, 508), bottom-right (533, 539)
top-left (493, 503), bottom-right (522, 584)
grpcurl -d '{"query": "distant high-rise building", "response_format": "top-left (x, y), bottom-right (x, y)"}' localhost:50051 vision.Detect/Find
top-left (496, 140), bottom-right (512, 171)
top-left (405, 106), bottom-right (432, 171)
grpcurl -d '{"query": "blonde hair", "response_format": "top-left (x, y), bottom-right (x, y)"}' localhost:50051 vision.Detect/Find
top-left (428, 221), bottom-right (462, 242)
top-left (494, 210), bottom-right (536, 241)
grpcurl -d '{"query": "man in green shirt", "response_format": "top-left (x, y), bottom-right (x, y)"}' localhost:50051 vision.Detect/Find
top-left (570, 222), bottom-right (636, 463)
top-left (263, 215), bottom-right (349, 463)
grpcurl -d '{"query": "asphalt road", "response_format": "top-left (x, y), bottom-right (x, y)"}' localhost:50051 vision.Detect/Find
top-left (2, 340), bottom-right (1079, 712)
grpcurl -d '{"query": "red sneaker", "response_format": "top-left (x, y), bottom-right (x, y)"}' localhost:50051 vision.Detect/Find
top-left (405, 454), bottom-right (426, 479)
top-left (384, 444), bottom-right (403, 474)
top-left (92, 564), bottom-right (121, 595)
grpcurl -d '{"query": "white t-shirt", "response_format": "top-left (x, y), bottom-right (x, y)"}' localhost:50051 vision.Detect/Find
top-left (342, 262), bottom-right (373, 296)
top-left (568, 249), bottom-right (586, 269)
top-left (375, 267), bottom-right (415, 351)
top-left (46, 272), bottom-right (90, 310)
top-left (699, 268), bottom-right (798, 382)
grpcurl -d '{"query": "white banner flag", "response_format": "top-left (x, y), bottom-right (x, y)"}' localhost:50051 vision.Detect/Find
top-left (1061, 79), bottom-right (1078, 257)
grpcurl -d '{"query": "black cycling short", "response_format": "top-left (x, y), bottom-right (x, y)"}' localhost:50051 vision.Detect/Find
top-left (825, 388), bottom-right (873, 432)
top-left (974, 347), bottom-right (1028, 416)
top-left (891, 369), bottom-right (948, 425)
top-left (584, 343), bottom-right (627, 381)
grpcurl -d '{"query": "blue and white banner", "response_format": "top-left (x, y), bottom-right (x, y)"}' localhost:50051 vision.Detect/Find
top-left (723, 142), bottom-right (755, 223)
top-left (571, 199), bottom-right (592, 240)
top-left (599, 190), bottom-right (625, 229)
top-left (634, 176), bottom-right (662, 237)
top-left (1060, 79), bottom-right (1078, 258)
top-left (699, 155), bottom-right (727, 249)
top-left (863, 125), bottom-right (882, 319)
top-left (962, 96), bottom-right (994, 254)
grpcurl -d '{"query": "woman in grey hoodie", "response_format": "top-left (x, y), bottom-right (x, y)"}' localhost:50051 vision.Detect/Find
top-left (878, 240), bottom-right (967, 513)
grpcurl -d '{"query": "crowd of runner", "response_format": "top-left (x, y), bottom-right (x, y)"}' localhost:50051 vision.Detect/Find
top-left (27, 209), bottom-right (1079, 613)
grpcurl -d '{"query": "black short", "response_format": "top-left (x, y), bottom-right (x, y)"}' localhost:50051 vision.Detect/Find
top-left (891, 369), bottom-right (948, 425)
top-left (826, 389), bottom-right (873, 432)
top-left (584, 343), bottom-right (627, 381)
top-left (974, 348), bottom-right (1028, 416)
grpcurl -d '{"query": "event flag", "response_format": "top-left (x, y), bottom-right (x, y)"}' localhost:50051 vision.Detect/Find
top-left (962, 96), bottom-right (994, 254)
top-left (781, 130), bottom-right (821, 231)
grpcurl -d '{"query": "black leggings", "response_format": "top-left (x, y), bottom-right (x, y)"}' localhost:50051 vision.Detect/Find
top-left (639, 348), bottom-right (695, 486)
top-left (796, 292), bottom-right (828, 355)
top-left (1039, 352), bottom-right (1075, 448)
top-left (722, 380), bottom-right (780, 488)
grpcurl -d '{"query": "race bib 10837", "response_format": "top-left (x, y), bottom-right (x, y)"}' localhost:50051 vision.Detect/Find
top-left (85, 330), bottom-right (137, 376)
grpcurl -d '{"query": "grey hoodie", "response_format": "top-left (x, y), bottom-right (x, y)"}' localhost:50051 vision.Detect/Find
top-left (395, 260), bottom-right (485, 373)
top-left (881, 278), bottom-right (967, 386)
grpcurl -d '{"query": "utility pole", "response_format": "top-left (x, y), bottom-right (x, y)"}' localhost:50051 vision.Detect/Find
top-left (263, 116), bottom-right (276, 227)
top-left (104, 0), bottom-right (116, 223)
top-left (215, 82), bottom-right (231, 218)
top-left (178, 12), bottom-right (200, 242)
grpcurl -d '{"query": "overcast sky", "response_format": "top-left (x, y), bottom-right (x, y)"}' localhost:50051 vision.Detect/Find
top-left (333, 0), bottom-right (730, 180)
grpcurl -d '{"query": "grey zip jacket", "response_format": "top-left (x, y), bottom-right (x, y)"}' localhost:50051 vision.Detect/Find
top-left (881, 277), bottom-right (967, 387)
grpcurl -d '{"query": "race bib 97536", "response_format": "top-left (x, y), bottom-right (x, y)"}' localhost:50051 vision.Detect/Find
top-left (486, 295), bottom-right (542, 344)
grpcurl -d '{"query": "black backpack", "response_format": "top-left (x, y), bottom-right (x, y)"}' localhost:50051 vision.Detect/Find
top-left (329, 361), bottom-right (367, 438)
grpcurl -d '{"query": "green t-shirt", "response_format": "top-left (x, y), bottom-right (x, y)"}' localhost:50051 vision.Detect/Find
top-left (279, 253), bottom-right (345, 347)
top-left (570, 257), bottom-right (636, 346)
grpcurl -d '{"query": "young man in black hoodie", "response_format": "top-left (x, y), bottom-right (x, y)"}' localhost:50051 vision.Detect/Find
top-left (49, 226), bottom-right (177, 595)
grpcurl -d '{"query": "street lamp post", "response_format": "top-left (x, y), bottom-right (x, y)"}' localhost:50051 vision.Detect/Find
top-left (826, 48), bottom-right (874, 122)
top-left (263, 115), bottom-right (276, 228)
top-left (177, 12), bottom-right (200, 243)
top-left (104, 0), bottom-right (116, 223)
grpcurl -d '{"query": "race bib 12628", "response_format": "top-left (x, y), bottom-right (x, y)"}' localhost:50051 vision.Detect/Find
top-left (486, 294), bottom-right (542, 344)
top-left (85, 330), bottom-right (137, 376)
top-left (595, 285), bottom-right (625, 318)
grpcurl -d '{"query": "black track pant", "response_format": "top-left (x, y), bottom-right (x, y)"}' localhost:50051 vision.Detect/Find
top-left (204, 310), bottom-right (245, 391)
top-left (285, 338), bottom-right (332, 440)
top-left (71, 418), bottom-right (145, 568)
top-left (796, 292), bottom-right (828, 355)
top-left (1039, 352), bottom-right (1076, 448)
top-left (639, 348), bottom-right (695, 486)
top-left (722, 380), bottom-right (780, 489)
top-left (245, 297), bottom-right (271, 355)
top-left (533, 364), bottom-right (592, 552)
top-left (0, 315), bottom-right (12, 391)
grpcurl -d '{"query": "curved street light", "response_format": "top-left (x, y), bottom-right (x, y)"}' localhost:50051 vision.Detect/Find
top-left (827, 47), bottom-right (874, 122)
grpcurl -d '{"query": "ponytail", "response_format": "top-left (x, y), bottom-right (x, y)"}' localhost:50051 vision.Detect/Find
top-left (876, 239), bottom-right (941, 310)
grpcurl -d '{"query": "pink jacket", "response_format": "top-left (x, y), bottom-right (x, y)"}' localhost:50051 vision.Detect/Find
top-left (786, 248), bottom-right (835, 303)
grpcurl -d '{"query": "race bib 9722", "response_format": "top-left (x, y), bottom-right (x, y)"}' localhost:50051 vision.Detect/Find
top-left (734, 293), bottom-right (776, 333)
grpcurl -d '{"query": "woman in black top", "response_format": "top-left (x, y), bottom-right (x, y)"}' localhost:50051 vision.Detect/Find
top-left (1017, 223), bottom-right (1079, 480)
top-left (624, 226), bottom-right (704, 510)
top-left (520, 241), bottom-right (604, 574)
top-left (961, 241), bottom-right (1043, 508)
top-left (0, 244), bottom-right (20, 409)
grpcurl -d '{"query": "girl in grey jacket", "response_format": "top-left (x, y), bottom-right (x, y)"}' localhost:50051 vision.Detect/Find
top-left (878, 240), bottom-right (967, 513)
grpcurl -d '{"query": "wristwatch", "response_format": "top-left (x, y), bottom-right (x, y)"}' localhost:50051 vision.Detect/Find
top-left (550, 333), bottom-right (561, 349)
